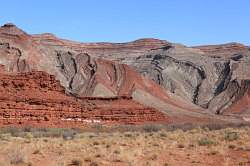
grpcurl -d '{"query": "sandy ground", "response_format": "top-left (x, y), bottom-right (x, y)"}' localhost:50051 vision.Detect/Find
top-left (0, 127), bottom-right (249, 166)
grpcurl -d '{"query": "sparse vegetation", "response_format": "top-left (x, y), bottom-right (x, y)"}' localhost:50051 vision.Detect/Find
top-left (62, 130), bottom-right (76, 140)
top-left (32, 149), bottom-right (41, 155)
top-left (177, 144), bottom-right (185, 148)
top-left (198, 138), bottom-right (215, 146)
top-left (224, 131), bottom-right (238, 141)
top-left (142, 124), bottom-right (163, 132)
top-left (71, 159), bottom-right (83, 166)
top-left (0, 125), bottom-right (249, 165)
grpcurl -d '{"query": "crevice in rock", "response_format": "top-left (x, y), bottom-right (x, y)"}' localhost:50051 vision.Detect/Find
top-left (231, 54), bottom-right (243, 61)
top-left (214, 80), bottom-right (240, 114)
top-left (214, 61), bottom-right (232, 96)
top-left (193, 82), bottom-right (202, 104)
top-left (14, 48), bottom-right (22, 71)
top-left (193, 67), bottom-right (206, 104)
top-left (56, 51), bottom-right (78, 90)
top-left (68, 54), bottom-right (77, 90)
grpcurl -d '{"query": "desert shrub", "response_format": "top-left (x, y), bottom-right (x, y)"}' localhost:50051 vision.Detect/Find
top-left (47, 128), bottom-right (65, 137)
top-left (23, 126), bottom-right (32, 132)
top-left (159, 132), bottom-right (167, 137)
top-left (204, 123), bottom-right (249, 131)
top-left (32, 149), bottom-right (41, 154)
top-left (198, 138), bottom-right (215, 146)
top-left (93, 141), bottom-right (100, 146)
top-left (0, 127), bottom-right (77, 138)
top-left (124, 132), bottom-right (133, 137)
top-left (28, 128), bottom-right (78, 138)
top-left (84, 157), bottom-right (92, 162)
top-left (149, 154), bottom-right (158, 160)
top-left (142, 124), bottom-right (163, 132)
top-left (228, 144), bottom-right (236, 149)
top-left (224, 131), bottom-right (238, 141)
top-left (166, 123), bottom-right (196, 131)
top-left (208, 150), bottom-right (218, 155)
top-left (62, 130), bottom-right (76, 140)
top-left (0, 133), bottom-right (10, 141)
top-left (71, 159), bottom-right (83, 166)
top-left (27, 162), bottom-right (33, 166)
top-left (2, 127), bottom-right (23, 137)
top-left (177, 144), bottom-right (185, 148)
top-left (203, 123), bottom-right (227, 131)
top-left (114, 150), bottom-right (120, 154)
top-left (25, 132), bottom-right (33, 139)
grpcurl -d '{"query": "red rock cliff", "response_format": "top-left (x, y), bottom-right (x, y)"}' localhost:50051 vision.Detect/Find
top-left (0, 69), bottom-right (167, 128)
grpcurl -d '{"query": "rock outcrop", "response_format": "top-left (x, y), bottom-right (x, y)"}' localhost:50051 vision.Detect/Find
top-left (32, 32), bottom-right (250, 117)
top-left (32, 31), bottom-right (250, 116)
top-left (0, 23), bottom-right (249, 127)
top-left (129, 45), bottom-right (250, 115)
top-left (0, 23), bottom-right (200, 116)
top-left (0, 68), bottom-right (167, 127)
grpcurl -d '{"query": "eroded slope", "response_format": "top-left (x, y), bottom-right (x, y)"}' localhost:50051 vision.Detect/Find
top-left (31, 30), bottom-right (250, 117)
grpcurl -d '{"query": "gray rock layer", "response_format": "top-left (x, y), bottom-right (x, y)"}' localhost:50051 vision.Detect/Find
top-left (1, 23), bottom-right (250, 115)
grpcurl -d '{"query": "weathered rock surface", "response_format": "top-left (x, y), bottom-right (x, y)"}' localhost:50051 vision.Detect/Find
top-left (0, 67), bottom-right (167, 127)
top-left (0, 24), bottom-right (186, 113)
top-left (0, 23), bottom-right (249, 126)
top-left (223, 81), bottom-right (250, 119)
top-left (32, 31), bottom-right (250, 117)
top-left (130, 45), bottom-right (250, 115)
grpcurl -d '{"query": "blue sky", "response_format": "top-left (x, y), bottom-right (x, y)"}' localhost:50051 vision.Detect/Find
top-left (0, 0), bottom-right (249, 46)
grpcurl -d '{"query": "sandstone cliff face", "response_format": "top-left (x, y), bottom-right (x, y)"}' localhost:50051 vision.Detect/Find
top-left (0, 68), bottom-right (167, 127)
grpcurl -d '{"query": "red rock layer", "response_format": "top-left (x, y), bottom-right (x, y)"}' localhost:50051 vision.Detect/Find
top-left (221, 80), bottom-right (250, 122)
top-left (193, 43), bottom-right (249, 57)
top-left (32, 34), bottom-right (168, 51)
top-left (0, 70), bottom-right (167, 128)
top-left (225, 91), bottom-right (250, 113)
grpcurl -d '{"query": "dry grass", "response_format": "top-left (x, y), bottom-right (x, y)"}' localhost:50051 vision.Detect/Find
top-left (0, 126), bottom-right (249, 166)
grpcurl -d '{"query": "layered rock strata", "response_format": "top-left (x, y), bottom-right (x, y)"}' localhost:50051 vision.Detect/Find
top-left (0, 23), bottom-right (249, 125)
top-left (0, 69), bottom-right (167, 127)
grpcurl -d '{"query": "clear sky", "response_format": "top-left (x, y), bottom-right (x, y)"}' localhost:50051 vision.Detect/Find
top-left (0, 0), bottom-right (249, 46)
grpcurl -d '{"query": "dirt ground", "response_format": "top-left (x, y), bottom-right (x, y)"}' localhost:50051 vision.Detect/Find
top-left (0, 127), bottom-right (249, 166)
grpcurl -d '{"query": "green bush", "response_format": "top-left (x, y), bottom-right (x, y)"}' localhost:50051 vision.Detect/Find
top-left (198, 138), bottom-right (215, 146)
top-left (224, 131), bottom-right (238, 141)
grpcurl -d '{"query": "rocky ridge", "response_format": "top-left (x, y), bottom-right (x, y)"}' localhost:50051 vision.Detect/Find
top-left (31, 30), bottom-right (250, 117)
top-left (0, 23), bottom-right (249, 127)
